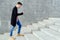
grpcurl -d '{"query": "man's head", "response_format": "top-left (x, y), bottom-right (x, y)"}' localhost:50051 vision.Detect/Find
top-left (16, 2), bottom-right (22, 8)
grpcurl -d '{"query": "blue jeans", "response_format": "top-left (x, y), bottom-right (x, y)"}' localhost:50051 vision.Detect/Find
top-left (10, 20), bottom-right (22, 36)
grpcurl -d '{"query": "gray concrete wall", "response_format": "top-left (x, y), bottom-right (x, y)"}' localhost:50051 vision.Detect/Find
top-left (45, 0), bottom-right (60, 17)
top-left (0, 0), bottom-right (60, 33)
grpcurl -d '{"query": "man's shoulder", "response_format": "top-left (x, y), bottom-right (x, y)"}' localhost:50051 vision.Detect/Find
top-left (12, 6), bottom-right (17, 11)
top-left (13, 6), bottom-right (17, 10)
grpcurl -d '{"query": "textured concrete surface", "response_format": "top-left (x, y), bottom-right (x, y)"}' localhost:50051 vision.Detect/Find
top-left (0, 0), bottom-right (60, 33)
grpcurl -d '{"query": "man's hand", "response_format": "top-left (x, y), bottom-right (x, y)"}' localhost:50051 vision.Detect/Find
top-left (20, 12), bottom-right (24, 15)
top-left (17, 12), bottom-right (24, 16)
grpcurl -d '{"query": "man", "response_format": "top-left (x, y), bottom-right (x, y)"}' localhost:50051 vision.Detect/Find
top-left (10, 2), bottom-right (24, 40)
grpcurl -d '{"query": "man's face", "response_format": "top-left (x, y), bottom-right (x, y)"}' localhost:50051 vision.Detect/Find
top-left (17, 4), bottom-right (22, 8)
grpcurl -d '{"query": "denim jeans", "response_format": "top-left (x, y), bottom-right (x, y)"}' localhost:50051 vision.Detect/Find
top-left (10, 20), bottom-right (22, 36)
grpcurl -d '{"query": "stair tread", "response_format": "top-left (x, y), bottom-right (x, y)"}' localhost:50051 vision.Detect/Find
top-left (25, 34), bottom-right (40, 40)
top-left (49, 25), bottom-right (60, 31)
top-left (33, 31), bottom-right (57, 40)
top-left (16, 36), bottom-right (26, 40)
top-left (41, 28), bottom-right (60, 38)
top-left (16, 27), bottom-right (31, 34)
top-left (27, 25), bottom-right (39, 31)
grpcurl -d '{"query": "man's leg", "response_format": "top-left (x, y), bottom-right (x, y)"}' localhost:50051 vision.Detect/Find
top-left (17, 20), bottom-right (22, 34)
top-left (10, 25), bottom-right (15, 40)
top-left (10, 25), bottom-right (15, 36)
top-left (16, 20), bottom-right (24, 36)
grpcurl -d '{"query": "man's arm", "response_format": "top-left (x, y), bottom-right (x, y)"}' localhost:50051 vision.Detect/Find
top-left (17, 12), bottom-right (23, 16)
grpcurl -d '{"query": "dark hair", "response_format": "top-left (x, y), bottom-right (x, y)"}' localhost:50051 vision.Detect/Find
top-left (17, 2), bottom-right (22, 5)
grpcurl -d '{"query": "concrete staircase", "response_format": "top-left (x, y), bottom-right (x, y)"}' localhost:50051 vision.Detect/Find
top-left (0, 18), bottom-right (60, 40)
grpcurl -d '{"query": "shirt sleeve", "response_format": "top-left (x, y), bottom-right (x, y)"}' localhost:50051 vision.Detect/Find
top-left (17, 12), bottom-right (23, 16)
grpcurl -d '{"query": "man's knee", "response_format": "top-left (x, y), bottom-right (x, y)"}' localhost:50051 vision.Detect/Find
top-left (19, 24), bottom-right (22, 28)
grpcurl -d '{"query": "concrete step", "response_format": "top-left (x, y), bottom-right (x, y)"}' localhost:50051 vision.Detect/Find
top-left (15, 36), bottom-right (26, 40)
top-left (48, 18), bottom-right (60, 23)
top-left (3, 33), bottom-right (10, 40)
top-left (49, 25), bottom-right (60, 32)
top-left (0, 35), bottom-right (5, 40)
top-left (37, 21), bottom-right (47, 28)
top-left (26, 25), bottom-right (39, 31)
top-left (33, 31), bottom-right (57, 40)
top-left (16, 27), bottom-right (31, 34)
top-left (25, 34), bottom-right (41, 40)
top-left (55, 23), bottom-right (60, 26)
top-left (49, 18), bottom-right (60, 20)
top-left (31, 23), bottom-right (40, 30)
top-left (43, 19), bottom-right (55, 25)
top-left (40, 28), bottom-right (60, 40)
